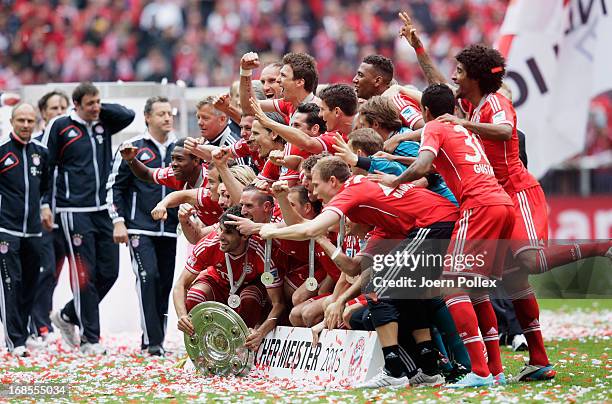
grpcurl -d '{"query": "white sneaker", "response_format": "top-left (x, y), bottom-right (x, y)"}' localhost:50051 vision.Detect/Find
top-left (26, 335), bottom-right (47, 350)
top-left (11, 345), bottom-right (30, 357)
top-left (43, 331), bottom-right (60, 344)
top-left (356, 368), bottom-right (409, 388)
top-left (80, 342), bottom-right (107, 356)
top-left (409, 371), bottom-right (445, 387)
top-left (50, 311), bottom-right (79, 348)
top-left (512, 334), bottom-right (528, 351)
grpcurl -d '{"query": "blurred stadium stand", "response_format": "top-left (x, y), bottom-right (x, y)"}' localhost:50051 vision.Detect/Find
top-left (0, 0), bottom-right (609, 196)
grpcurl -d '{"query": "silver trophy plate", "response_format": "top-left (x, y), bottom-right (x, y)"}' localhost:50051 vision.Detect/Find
top-left (184, 301), bottom-right (254, 376)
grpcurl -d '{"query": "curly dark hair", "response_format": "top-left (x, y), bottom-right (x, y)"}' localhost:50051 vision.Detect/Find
top-left (455, 44), bottom-right (506, 94)
top-left (282, 52), bottom-right (319, 93)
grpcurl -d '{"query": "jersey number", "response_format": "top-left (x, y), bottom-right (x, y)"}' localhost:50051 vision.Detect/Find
top-left (454, 125), bottom-right (489, 164)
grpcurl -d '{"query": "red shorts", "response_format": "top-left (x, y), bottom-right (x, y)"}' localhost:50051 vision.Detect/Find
top-left (189, 272), bottom-right (268, 309)
top-left (306, 293), bottom-right (331, 304)
top-left (346, 294), bottom-right (368, 308)
top-left (443, 204), bottom-right (515, 281)
top-left (509, 185), bottom-right (549, 256)
top-left (284, 264), bottom-right (327, 290)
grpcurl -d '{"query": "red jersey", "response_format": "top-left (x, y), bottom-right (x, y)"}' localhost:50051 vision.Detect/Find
top-left (468, 93), bottom-right (539, 194)
top-left (392, 94), bottom-right (423, 130)
top-left (315, 130), bottom-right (347, 154)
top-left (194, 187), bottom-right (223, 226)
top-left (323, 175), bottom-right (459, 235)
top-left (230, 139), bottom-right (265, 172)
top-left (256, 143), bottom-right (308, 183)
top-left (419, 120), bottom-right (513, 210)
top-left (153, 164), bottom-right (208, 190)
top-left (185, 233), bottom-right (282, 288)
top-left (281, 142), bottom-right (311, 182)
top-left (272, 93), bottom-right (318, 125)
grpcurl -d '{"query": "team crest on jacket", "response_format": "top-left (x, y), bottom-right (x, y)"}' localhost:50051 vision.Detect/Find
top-left (0, 241), bottom-right (8, 254)
top-left (72, 234), bottom-right (83, 247)
top-left (31, 153), bottom-right (40, 166)
top-left (131, 236), bottom-right (140, 248)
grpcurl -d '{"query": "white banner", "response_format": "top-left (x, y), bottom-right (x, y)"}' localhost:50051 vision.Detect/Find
top-left (498, 0), bottom-right (612, 179)
top-left (254, 326), bottom-right (384, 387)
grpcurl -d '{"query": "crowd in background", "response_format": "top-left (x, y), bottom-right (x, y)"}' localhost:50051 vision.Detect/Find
top-left (0, 0), bottom-right (610, 167)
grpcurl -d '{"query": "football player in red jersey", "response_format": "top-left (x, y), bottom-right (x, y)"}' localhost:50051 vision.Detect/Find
top-left (172, 205), bottom-right (285, 351)
top-left (261, 156), bottom-right (459, 388)
top-left (239, 52), bottom-right (319, 124)
top-left (373, 83), bottom-right (516, 387)
top-left (436, 45), bottom-right (610, 383)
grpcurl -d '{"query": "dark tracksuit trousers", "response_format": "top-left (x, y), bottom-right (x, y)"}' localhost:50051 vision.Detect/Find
top-left (58, 210), bottom-right (118, 344)
top-left (0, 234), bottom-right (41, 348)
top-left (128, 234), bottom-right (176, 348)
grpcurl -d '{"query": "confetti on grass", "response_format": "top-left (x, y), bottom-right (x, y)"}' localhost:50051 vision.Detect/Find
top-left (1, 309), bottom-right (611, 402)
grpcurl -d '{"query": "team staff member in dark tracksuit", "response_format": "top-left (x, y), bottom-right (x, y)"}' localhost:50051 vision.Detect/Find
top-left (106, 96), bottom-right (178, 356)
top-left (0, 103), bottom-right (51, 357)
top-left (43, 82), bottom-right (135, 355)
top-left (28, 90), bottom-right (70, 346)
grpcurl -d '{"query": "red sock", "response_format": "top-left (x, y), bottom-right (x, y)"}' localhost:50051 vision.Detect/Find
top-left (535, 242), bottom-right (611, 273)
top-left (472, 295), bottom-right (503, 375)
top-left (510, 288), bottom-right (549, 366)
top-left (445, 294), bottom-right (490, 377)
top-left (237, 286), bottom-right (266, 328)
top-left (185, 288), bottom-right (208, 312)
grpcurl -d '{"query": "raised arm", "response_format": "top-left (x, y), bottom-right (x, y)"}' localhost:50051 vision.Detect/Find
top-left (251, 98), bottom-right (323, 153)
top-left (398, 11), bottom-right (448, 86)
top-left (239, 52), bottom-right (275, 115)
top-left (119, 143), bottom-right (156, 183)
top-left (100, 103), bottom-right (136, 135)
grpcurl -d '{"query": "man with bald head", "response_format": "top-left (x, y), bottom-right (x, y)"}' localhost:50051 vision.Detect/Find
top-left (0, 103), bottom-right (51, 357)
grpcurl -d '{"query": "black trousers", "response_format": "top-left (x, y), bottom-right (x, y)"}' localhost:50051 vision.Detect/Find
top-left (128, 234), bottom-right (176, 348)
top-left (0, 233), bottom-right (41, 349)
top-left (29, 225), bottom-right (65, 335)
top-left (58, 210), bottom-right (119, 344)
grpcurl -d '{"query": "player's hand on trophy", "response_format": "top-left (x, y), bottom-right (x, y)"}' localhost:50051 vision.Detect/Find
top-left (151, 203), bottom-right (168, 221)
top-left (113, 221), bottom-right (129, 245)
top-left (241, 52), bottom-right (261, 70)
top-left (245, 328), bottom-right (264, 351)
top-left (178, 314), bottom-right (195, 336)
top-left (119, 143), bottom-right (138, 161)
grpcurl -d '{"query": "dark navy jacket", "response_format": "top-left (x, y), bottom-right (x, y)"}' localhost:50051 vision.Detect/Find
top-left (0, 133), bottom-right (49, 237)
top-left (106, 132), bottom-right (178, 237)
top-left (42, 104), bottom-right (135, 212)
